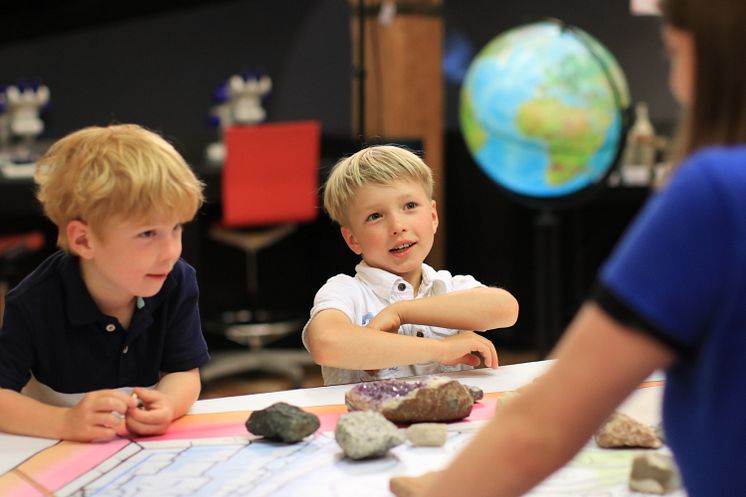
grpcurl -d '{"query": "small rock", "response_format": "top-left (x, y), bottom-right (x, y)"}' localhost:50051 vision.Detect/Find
top-left (466, 385), bottom-right (483, 401)
top-left (595, 412), bottom-right (662, 449)
top-left (246, 402), bottom-right (320, 443)
top-left (629, 452), bottom-right (682, 494)
top-left (406, 423), bottom-right (448, 447)
top-left (335, 411), bottom-right (405, 459)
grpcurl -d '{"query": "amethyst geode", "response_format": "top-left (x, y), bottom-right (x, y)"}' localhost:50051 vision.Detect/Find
top-left (345, 376), bottom-right (480, 423)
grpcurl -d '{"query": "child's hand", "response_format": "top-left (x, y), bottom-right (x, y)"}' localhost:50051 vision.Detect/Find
top-left (62, 390), bottom-right (137, 442)
top-left (390, 470), bottom-right (442, 497)
top-left (438, 331), bottom-right (499, 368)
top-left (367, 306), bottom-right (402, 333)
top-left (124, 387), bottom-right (175, 437)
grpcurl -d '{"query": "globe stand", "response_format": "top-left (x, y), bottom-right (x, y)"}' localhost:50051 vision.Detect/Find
top-left (534, 209), bottom-right (562, 357)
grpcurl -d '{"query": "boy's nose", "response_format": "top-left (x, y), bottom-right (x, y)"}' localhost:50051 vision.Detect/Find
top-left (162, 235), bottom-right (182, 261)
top-left (390, 216), bottom-right (407, 235)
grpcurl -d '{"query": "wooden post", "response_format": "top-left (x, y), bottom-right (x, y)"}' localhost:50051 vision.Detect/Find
top-left (350, 0), bottom-right (446, 268)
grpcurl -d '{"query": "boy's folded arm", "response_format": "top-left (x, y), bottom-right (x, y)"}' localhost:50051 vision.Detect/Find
top-left (306, 309), bottom-right (449, 370)
top-left (0, 387), bottom-right (135, 441)
top-left (395, 287), bottom-right (519, 331)
top-left (0, 387), bottom-right (69, 439)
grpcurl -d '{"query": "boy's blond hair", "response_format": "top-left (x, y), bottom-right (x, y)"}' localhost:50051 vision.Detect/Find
top-left (34, 124), bottom-right (204, 251)
top-left (323, 145), bottom-right (434, 226)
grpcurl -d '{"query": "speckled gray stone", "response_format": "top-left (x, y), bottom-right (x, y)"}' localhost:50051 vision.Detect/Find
top-left (629, 452), bottom-right (682, 494)
top-left (334, 411), bottom-right (405, 460)
top-left (246, 402), bottom-right (320, 443)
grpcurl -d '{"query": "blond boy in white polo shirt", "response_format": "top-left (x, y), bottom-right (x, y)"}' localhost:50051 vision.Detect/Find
top-left (303, 145), bottom-right (519, 385)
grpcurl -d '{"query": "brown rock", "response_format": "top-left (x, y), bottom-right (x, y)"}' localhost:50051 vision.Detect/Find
top-left (595, 412), bottom-right (662, 449)
top-left (345, 376), bottom-right (475, 423)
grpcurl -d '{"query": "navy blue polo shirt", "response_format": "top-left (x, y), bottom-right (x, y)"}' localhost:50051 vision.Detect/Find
top-left (0, 251), bottom-right (210, 396)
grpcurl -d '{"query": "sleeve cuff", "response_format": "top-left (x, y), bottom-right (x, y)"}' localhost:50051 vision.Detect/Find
top-left (590, 281), bottom-right (690, 357)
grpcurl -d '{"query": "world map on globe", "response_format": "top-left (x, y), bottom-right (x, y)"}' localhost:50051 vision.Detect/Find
top-left (460, 21), bottom-right (630, 202)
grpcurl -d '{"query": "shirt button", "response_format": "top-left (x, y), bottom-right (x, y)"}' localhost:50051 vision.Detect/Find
top-left (416, 330), bottom-right (424, 337)
top-left (122, 345), bottom-right (129, 354)
top-left (397, 283), bottom-right (406, 291)
top-left (105, 324), bottom-right (116, 332)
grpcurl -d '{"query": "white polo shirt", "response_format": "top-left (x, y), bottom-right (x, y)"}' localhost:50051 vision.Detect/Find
top-left (302, 261), bottom-right (484, 385)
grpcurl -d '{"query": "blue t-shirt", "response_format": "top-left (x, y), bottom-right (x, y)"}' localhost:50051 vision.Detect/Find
top-left (0, 251), bottom-right (210, 400)
top-left (594, 146), bottom-right (746, 496)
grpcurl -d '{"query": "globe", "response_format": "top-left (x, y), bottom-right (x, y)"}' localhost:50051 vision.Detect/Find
top-left (460, 20), bottom-right (630, 205)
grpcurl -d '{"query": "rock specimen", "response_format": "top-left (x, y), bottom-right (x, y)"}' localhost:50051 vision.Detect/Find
top-left (595, 412), bottom-right (662, 449)
top-left (245, 402), bottom-right (320, 443)
top-left (406, 423), bottom-right (448, 447)
top-left (629, 452), bottom-right (682, 494)
top-left (335, 411), bottom-right (405, 459)
top-left (345, 376), bottom-right (477, 423)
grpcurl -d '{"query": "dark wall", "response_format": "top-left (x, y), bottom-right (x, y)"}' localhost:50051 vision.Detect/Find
top-left (2, 1), bottom-right (672, 352)
top-left (0, 0), bottom-right (352, 161)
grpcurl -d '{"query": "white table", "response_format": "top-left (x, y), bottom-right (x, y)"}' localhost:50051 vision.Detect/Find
top-left (0, 360), bottom-right (666, 495)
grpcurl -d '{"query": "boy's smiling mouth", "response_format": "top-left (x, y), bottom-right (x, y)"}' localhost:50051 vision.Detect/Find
top-left (390, 241), bottom-right (416, 253)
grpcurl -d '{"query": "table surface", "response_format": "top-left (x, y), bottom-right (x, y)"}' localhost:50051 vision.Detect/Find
top-left (0, 360), bottom-right (665, 476)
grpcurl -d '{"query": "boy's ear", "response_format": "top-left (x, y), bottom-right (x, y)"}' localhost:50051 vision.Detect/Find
top-left (340, 226), bottom-right (363, 255)
top-left (431, 199), bottom-right (439, 233)
top-left (67, 220), bottom-right (94, 259)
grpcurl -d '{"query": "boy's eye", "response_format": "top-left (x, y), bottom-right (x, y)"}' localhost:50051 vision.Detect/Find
top-left (138, 230), bottom-right (157, 239)
top-left (404, 201), bottom-right (418, 210)
top-left (366, 212), bottom-right (382, 222)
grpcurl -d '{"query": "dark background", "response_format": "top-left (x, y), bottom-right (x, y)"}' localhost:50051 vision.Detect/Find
top-left (1, 0), bottom-right (675, 352)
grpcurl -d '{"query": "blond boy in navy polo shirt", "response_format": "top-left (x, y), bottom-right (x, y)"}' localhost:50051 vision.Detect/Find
top-left (0, 124), bottom-right (209, 441)
top-left (303, 145), bottom-right (519, 385)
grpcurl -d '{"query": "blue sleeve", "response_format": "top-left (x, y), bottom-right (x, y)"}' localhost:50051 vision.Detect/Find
top-left (160, 261), bottom-right (210, 372)
top-left (600, 155), bottom-right (730, 348)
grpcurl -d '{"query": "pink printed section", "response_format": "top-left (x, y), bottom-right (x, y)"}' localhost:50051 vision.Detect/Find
top-left (16, 439), bottom-right (129, 493)
top-left (0, 471), bottom-right (44, 497)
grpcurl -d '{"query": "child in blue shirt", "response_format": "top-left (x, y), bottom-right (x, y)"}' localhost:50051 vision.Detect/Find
top-left (0, 124), bottom-right (209, 442)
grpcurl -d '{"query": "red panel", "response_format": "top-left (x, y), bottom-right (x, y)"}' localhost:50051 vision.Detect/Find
top-left (222, 121), bottom-right (321, 227)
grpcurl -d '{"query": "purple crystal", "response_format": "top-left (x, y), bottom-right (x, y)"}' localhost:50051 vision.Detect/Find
top-left (350, 379), bottom-right (426, 406)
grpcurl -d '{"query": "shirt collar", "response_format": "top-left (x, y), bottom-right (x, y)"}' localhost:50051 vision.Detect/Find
top-left (60, 254), bottom-right (162, 328)
top-left (354, 261), bottom-right (449, 300)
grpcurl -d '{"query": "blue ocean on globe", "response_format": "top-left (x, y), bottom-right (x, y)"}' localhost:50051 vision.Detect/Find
top-left (460, 21), bottom-right (630, 200)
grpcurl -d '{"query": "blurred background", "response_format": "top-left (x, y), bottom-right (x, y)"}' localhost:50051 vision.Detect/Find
top-left (0, 0), bottom-right (675, 396)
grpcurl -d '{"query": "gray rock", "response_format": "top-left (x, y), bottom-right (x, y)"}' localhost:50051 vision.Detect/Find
top-left (246, 402), bottom-right (320, 443)
top-left (629, 452), bottom-right (682, 494)
top-left (335, 411), bottom-right (405, 459)
top-left (406, 423), bottom-right (448, 447)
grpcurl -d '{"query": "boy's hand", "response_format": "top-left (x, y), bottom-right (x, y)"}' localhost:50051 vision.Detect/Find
top-left (124, 387), bottom-right (175, 436)
top-left (367, 306), bottom-right (402, 333)
top-left (62, 390), bottom-right (137, 442)
top-left (438, 331), bottom-right (499, 368)
top-left (364, 306), bottom-right (404, 376)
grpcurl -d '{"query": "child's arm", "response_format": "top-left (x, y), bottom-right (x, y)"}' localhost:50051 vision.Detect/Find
top-left (369, 287), bottom-right (518, 334)
top-left (125, 368), bottom-right (201, 437)
top-left (306, 309), bottom-right (498, 370)
top-left (0, 388), bottom-right (136, 441)
top-left (390, 302), bottom-right (674, 497)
